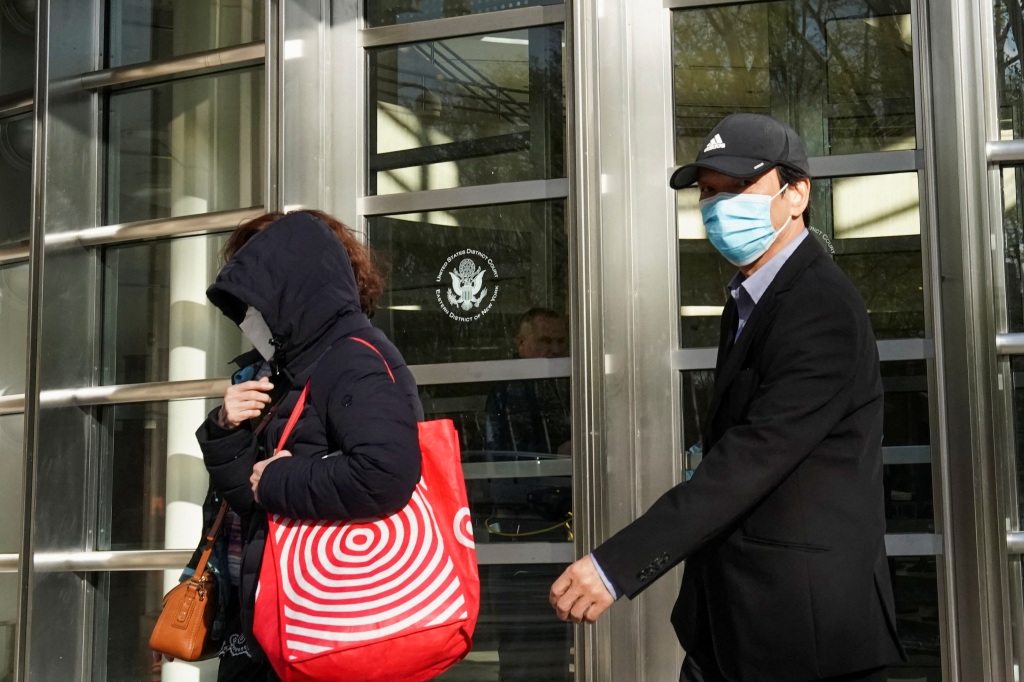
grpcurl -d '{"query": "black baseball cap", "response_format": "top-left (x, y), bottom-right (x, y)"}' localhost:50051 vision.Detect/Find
top-left (669, 113), bottom-right (810, 189)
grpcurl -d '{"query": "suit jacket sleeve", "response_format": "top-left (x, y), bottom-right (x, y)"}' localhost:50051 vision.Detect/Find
top-left (256, 344), bottom-right (422, 520)
top-left (592, 276), bottom-right (871, 598)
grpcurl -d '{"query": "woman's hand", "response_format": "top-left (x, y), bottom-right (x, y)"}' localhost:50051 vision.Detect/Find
top-left (251, 450), bottom-right (291, 503)
top-left (216, 377), bottom-right (274, 429)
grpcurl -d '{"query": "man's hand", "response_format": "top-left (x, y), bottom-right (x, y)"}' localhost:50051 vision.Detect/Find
top-left (251, 450), bottom-right (291, 503)
top-left (217, 377), bottom-right (274, 429)
top-left (550, 555), bottom-right (615, 624)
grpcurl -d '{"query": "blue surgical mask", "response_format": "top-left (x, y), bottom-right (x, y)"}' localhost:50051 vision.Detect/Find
top-left (699, 184), bottom-right (791, 267)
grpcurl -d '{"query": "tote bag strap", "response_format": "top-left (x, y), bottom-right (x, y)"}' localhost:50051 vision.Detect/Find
top-left (349, 336), bottom-right (396, 383)
top-left (275, 382), bottom-right (310, 454)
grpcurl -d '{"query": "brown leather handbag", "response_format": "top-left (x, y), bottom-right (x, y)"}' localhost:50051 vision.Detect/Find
top-left (149, 501), bottom-right (228, 661)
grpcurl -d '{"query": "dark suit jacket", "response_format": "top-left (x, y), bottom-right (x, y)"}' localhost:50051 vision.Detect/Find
top-left (592, 235), bottom-right (905, 681)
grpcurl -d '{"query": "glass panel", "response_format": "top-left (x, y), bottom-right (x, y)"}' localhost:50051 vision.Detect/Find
top-left (371, 193), bottom-right (572, 677)
top-left (0, 3), bottom-right (34, 97)
top-left (367, 0), bottom-right (563, 28)
top-left (0, 264), bottom-right (29, 396)
top-left (106, 0), bottom-right (264, 67)
top-left (422, 380), bottom-right (572, 544)
top-left (369, 26), bottom-right (565, 194)
top-left (672, 0), bottom-right (915, 162)
top-left (0, 114), bottom-right (33, 246)
top-left (0, 414), bottom-right (23, 682)
top-left (1001, 166), bottom-right (1024, 332)
top-left (997, 0), bottom-right (1024, 141)
top-left (104, 571), bottom-right (219, 680)
top-left (368, 200), bottom-right (567, 364)
top-left (102, 234), bottom-right (245, 385)
top-left (100, 399), bottom-right (218, 551)
top-left (677, 172), bottom-right (924, 347)
top-left (436, 564), bottom-right (572, 680)
top-left (106, 68), bottom-right (264, 225)
top-left (888, 556), bottom-right (941, 680)
top-left (681, 360), bottom-right (931, 533)
top-left (1013, 357), bottom-right (1024, 525)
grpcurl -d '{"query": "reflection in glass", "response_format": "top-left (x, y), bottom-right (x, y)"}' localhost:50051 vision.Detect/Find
top-left (0, 2), bottom-right (34, 97)
top-left (0, 264), bottom-right (28, 396)
top-left (369, 26), bottom-right (564, 194)
top-left (0, 114), bottom-right (32, 245)
top-left (1001, 166), bottom-right (1024, 332)
top-left (1013, 357), bottom-right (1024, 524)
top-left (368, 200), bottom-right (568, 364)
top-left (997, 0), bottom-right (1024, 142)
top-left (102, 234), bottom-right (246, 385)
top-left (672, 0), bottom-right (915, 162)
top-left (0, 414), bottom-right (22, 681)
top-left (888, 556), bottom-right (941, 679)
top-left (106, 0), bottom-right (263, 67)
top-left (103, 571), bottom-right (219, 680)
top-left (677, 172), bottom-right (924, 347)
top-left (100, 399), bottom-right (219, 551)
top-left (681, 360), bottom-right (931, 533)
top-left (366, 0), bottom-right (563, 28)
top-left (106, 68), bottom-right (264, 224)
top-left (422, 378), bottom-right (571, 545)
top-left (438, 564), bottom-right (572, 681)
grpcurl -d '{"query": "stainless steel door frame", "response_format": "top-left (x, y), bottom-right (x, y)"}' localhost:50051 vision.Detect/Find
top-left (572, 0), bottom-right (684, 680)
top-left (927, 0), bottom-right (1015, 679)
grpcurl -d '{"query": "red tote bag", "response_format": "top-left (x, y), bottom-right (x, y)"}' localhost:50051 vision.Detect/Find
top-left (253, 342), bottom-right (479, 681)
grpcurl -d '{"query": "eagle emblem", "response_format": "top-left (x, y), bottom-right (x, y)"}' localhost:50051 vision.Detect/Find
top-left (446, 258), bottom-right (488, 311)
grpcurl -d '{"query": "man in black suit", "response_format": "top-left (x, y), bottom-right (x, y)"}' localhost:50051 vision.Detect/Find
top-left (549, 114), bottom-right (906, 681)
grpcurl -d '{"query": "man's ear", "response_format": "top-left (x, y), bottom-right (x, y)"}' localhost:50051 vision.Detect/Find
top-left (788, 177), bottom-right (811, 218)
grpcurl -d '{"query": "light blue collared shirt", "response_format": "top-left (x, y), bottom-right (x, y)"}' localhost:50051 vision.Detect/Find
top-left (727, 229), bottom-right (808, 340)
top-left (588, 230), bottom-right (811, 601)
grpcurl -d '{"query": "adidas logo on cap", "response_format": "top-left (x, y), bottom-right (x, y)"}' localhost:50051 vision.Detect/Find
top-left (703, 134), bottom-right (726, 153)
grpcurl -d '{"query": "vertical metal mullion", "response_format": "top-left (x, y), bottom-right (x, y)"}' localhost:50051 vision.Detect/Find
top-left (913, 0), bottom-right (961, 678)
top-left (265, 0), bottom-right (282, 212)
top-left (16, 0), bottom-right (50, 678)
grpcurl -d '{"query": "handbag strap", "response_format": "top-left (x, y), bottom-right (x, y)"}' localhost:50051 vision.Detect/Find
top-left (275, 382), bottom-right (311, 454)
top-left (193, 500), bottom-right (229, 578)
top-left (350, 336), bottom-right (396, 383)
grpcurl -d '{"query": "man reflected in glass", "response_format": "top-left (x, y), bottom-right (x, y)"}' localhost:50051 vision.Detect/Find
top-left (483, 307), bottom-right (572, 682)
top-left (484, 307), bottom-right (571, 456)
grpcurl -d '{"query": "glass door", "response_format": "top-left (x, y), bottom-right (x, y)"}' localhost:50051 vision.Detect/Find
top-left (360, 4), bottom-right (575, 679)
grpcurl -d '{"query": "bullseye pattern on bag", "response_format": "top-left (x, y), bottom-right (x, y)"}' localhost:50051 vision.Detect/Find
top-left (252, 349), bottom-right (479, 681)
top-left (270, 480), bottom-right (470, 655)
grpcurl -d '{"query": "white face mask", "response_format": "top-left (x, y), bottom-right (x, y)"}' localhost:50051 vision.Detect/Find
top-left (239, 306), bottom-right (276, 360)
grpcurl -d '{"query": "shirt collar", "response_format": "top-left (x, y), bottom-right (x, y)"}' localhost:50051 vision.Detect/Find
top-left (727, 229), bottom-right (809, 305)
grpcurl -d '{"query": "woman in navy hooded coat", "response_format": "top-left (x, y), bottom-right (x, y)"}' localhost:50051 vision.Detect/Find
top-left (196, 210), bottom-right (422, 680)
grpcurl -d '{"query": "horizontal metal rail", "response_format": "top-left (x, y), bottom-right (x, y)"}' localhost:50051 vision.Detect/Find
top-left (0, 89), bottom-right (32, 119)
top-left (987, 140), bottom-right (1024, 165)
top-left (359, 178), bottom-right (570, 217)
top-left (672, 338), bottom-right (934, 371)
top-left (75, 42), bottom-right (265, 91)
top-left (1008, 533), bottom-right (1024, 554)
top-left (360, 5), bottom-right (567, 49)
top-left (0, 544), bottom-right (576, 572)
top-left (0, 358), bottom-right (572, 415)
top-left (0, 240), bottom-right (29, 266)
top-left (412, 357), bottom-right (571, 385)
top-left (0, 532), bottom-right (942, 574)
top-left (997, 333), bottom-right (1024, 355)
top-left (44, 206), bottom-right (264, 250)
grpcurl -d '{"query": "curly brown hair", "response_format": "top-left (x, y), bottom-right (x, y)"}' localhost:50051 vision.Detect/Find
top-left (223, 209), bottom-right (385, 317)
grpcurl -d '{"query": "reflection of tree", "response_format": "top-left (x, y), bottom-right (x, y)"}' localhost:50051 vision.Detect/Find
top-left (373, 25), bottom-right (565, 185)
top-left (673, 0), bottom-right (913, 159)
top-left (998, 1), bottom-right (1024, 330)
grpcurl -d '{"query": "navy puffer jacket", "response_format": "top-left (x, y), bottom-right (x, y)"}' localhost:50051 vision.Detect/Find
top-left (195, 212), bottom-right (422, 652)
